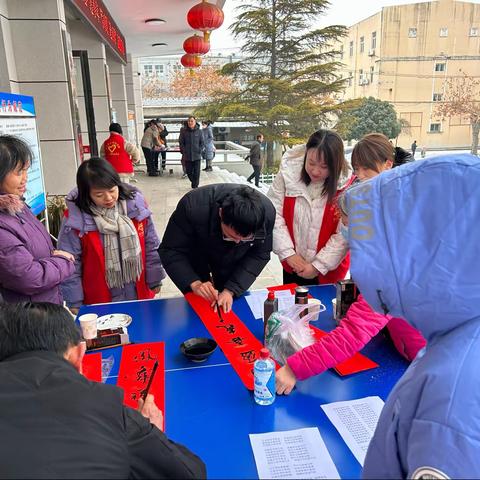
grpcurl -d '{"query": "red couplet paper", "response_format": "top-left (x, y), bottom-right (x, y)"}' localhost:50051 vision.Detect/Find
top-left (82, 352), bottom-right (102, 382)
top-left (117, 342), bottom-right (165, 413)
top-left (267, 283), bottom-right (379, 377)
top-left (185, 293), bottom-right (275, 390)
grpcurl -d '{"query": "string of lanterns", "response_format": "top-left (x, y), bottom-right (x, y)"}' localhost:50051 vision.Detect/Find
top-left (180, 0), bottom-right (224, 71)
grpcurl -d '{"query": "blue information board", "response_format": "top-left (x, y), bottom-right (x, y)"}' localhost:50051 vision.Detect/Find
top-left (0, 92), bottom-right (46, 215)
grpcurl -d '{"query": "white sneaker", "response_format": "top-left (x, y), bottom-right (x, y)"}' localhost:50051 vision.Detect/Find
top-left (182, 173), bottom-right (188, 178)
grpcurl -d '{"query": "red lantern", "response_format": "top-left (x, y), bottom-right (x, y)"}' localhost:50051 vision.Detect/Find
top-left (180, 54), bottom-right (203, 69)
top-left (183, 34), bottom-right (210, 55)
top-left (187, 0), bottom-right (224, 42)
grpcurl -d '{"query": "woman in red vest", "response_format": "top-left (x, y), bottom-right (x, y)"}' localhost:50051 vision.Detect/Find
top-left (268, 129), bottom-right (353, 285)
top-left (57, 158), bottom-right (165, 314)
top-left (100, 123), bottom-right (140, 183)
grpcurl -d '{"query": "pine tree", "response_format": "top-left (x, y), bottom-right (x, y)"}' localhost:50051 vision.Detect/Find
top-left (196, 0), bottom-right (348, 167)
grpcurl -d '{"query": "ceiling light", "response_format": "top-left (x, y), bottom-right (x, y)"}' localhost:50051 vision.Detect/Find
top-left (152, 43), bottom-right (168, 47)
top-left (145, 18), bottom-right (166, 25)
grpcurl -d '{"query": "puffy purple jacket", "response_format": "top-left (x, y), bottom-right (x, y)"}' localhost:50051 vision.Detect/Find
top-left (0, 194), bottom-right (74, 304)
top-left (57, 188), bottom-right (165, 308)
top-left (287, 295), bottom-right (426, 380)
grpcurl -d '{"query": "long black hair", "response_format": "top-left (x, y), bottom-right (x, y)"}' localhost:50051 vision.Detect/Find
top-left (300, 129), bottom-right (346, 203)
top-left (75, 157), bottom-right (135, 214)
top-left (0, 135), bottom-right (32, 188)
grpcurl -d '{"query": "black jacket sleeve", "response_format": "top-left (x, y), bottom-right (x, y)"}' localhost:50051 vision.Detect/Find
top-left (178, 129), bottom-right (185, 154)
top-left (125, 407), bottom-right (206, 479)
top-left (158, 196), bottom-right (201, 293)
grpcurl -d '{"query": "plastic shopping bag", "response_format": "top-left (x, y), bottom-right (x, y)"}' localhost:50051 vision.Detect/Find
top-left (265, 302), bottom-right (325, 365)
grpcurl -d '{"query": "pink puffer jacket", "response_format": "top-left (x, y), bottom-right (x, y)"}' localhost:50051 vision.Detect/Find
top-left (287, 295), bottom-right (426, 380)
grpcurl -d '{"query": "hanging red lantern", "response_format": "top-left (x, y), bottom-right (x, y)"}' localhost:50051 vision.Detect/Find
top-left (183, 34), bottom-right (210, 55)
top-left (187, 0), bottom-right (224, 42)
top-left (180, 54), bottom-right (203, 69)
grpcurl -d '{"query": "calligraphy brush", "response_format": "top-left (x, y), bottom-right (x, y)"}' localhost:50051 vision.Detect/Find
top-left (141, 360), bottom-right (159, 401)
top-left (216, 302), bottom-right (224, 322)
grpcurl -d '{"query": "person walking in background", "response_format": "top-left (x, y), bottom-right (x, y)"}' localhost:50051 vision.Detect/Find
top-left (0, 135), bottom-right (74, 304)
top-left (0, 302), bottom-right (206, 479)
top-left (268, 129), bottom-right (352, 286)
top-left (156, 119), bottom-right (169, 171)
top-left (246, 134), bottom-right (264, 187)
top-left (58, 158), bottom-right (165, 314)
top-left (179, 116), bottom-right (205, 189)
top-left (411, 139), bottom-right (417, 157)
top-left (141, 120), bottom-right (160, 176)
top-left (201, 120), bottom-right (215, 172)
top-left (100, 123), bottom-right (140, 183)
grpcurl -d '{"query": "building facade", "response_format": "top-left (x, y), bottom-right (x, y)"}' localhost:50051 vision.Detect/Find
top-left (338, 0), bottom-right (480, 149)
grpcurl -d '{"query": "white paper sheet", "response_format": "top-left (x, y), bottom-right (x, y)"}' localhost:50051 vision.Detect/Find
top-left (321, 396), bottom-right (384, 466)
top-left (249, 427), bottom-right (340, 479)
top-left (245, 289), bottom-right (296, 320)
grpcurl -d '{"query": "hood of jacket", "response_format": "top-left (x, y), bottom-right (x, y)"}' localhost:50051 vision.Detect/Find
top-left (345, 154), bottom-right (480, 342)
top-left (64, 187), bottom-right (152, 234)
top-left (0, 194), bottom-right (25, 215)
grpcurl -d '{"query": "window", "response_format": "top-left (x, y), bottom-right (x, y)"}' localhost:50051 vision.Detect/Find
top-left (429, 123), bottom-right (441, 133)
top-left (439, 27), bottom-right (448, 37)
top-left (470, 27), bottom-right (479, 37)
top-left (348, 75), bottom-right (353, 87)
top-left (339, 45), bottom-right (344, 60)
top-left (435, 62), bottom-right (446, 72)
top-left (370, 66), bottom-right (374, 82)
top-left (432, 93), bottom-right (443, 101)
top-left (360, 36), bottom-right (365, 53)
top-left (349, 41), bottom-right (354, 56)
top-left (408, 27), bottom-right (417, 38)
top-left (154, 65), bottom-right (164, 75)
top-left (359, 69), bottom-right (363, 81)
top-left (143, 64), bottom-right (153, 76)
top-left (371, 31), bottom-right (377, 49)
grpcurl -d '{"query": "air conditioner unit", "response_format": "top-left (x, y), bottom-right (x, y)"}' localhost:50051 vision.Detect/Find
top-left (368, 48), bottom-right (375, 56)
top-left (362, 78), bottom-right (370, 85)
top-left (218, 126), bottom-right (230, 133)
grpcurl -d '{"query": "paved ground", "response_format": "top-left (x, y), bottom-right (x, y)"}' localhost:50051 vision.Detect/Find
top-left (135, 165), bottom-right (283, 299)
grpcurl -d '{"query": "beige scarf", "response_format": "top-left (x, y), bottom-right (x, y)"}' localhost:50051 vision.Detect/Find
top-left (91, 200), bottom-right (143, 289)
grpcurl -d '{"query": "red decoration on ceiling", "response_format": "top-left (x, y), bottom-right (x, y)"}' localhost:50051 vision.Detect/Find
top-left (180, 53), bottom-right (203, 69)
top-left (187, 0), bottom-right (225, 42)
top-left (183, 34), bottom-right (210, 55)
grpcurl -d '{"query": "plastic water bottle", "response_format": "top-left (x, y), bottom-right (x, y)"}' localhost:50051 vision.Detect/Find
top-left (254, 348), bottom-right (276, 405)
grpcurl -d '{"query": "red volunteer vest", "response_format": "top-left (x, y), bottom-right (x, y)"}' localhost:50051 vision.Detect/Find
top-left (103, 133), bottom-right (134, 174)
top-left (65, 211), bottom-right (154, 305)
top-left (281, 177), bottom-right (355, 284)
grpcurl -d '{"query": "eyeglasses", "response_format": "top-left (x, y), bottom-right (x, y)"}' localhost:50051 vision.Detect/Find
top-left (222, 233), bottom-right (255, 243)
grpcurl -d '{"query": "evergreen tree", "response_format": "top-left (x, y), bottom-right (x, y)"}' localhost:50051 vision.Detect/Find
top-left (336, 97), bottom-right (402, 141)
top-left (196, 0), bottom-right (348, 167)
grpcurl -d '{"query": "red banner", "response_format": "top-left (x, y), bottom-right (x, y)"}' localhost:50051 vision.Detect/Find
top-left (82, 352), bottom-right (102, 382)
top-left (117, 343), bottom-right (165, 413)
top-left (185, 293), bottom-right (274, 390)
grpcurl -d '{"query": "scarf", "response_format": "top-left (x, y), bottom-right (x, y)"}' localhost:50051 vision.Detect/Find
top-left (90, 200), bottom-right (143, 289)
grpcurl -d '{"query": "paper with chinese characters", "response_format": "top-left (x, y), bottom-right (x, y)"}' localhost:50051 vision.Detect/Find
top-left (185, 293), bottom-right (276, 390)
top-left (249, 427), bottom-right (340, 479)
top-left (117, 342), bottom-right (165, 414)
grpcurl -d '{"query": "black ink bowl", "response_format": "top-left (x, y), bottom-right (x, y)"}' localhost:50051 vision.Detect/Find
top-left (180, 337), bottom-right (217, 363)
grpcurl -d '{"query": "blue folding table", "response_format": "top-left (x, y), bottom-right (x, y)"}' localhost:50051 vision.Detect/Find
top-left (79, 285), bottom-right (408, 479)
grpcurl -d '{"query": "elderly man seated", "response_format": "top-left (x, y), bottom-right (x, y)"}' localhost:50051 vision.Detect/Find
top-left (0, 302), bottom-right (206, 479)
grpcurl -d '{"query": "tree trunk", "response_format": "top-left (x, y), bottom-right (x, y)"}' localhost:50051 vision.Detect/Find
top-left (471, 121), bottom-right (480, 156)
top-left (266, 140), bottom-right (275, 168)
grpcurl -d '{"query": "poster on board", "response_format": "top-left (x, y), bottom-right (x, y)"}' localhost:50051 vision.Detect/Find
top-left (0, 92), bottom-right (46, 215)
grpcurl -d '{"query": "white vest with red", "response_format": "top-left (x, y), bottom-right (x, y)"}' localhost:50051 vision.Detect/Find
top-left (281, 177), bottom-right (355, 284)
top-left (103, 133), bottom-right (133, 174)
